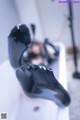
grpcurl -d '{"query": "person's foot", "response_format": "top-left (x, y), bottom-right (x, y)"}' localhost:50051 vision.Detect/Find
top-left (16, 64), bottom-right (71, 107)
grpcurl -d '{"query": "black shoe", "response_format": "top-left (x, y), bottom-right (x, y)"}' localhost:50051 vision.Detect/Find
top-left (16, 64), bottom-right (71, 107)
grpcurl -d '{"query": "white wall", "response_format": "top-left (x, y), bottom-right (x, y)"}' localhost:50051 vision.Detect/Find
top-left (35, 0), bottom-right (80, 48)
top-left (0, 0), bottom-right (20, 64)
top-left (73, 4), bottom-right (80, 48)
top-left (14, 0), bottom-right (80, 48)
top-left (14, 0), bottom-right (44, 41)
top-left (1, 0), bottom-right (79, 64)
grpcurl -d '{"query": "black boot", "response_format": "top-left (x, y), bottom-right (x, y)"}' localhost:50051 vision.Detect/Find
top-left (16, 64), bottom-right (71, 107)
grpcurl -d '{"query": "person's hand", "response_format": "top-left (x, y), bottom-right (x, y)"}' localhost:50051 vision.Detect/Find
top-left (16, 64), bottom-right (71, 107)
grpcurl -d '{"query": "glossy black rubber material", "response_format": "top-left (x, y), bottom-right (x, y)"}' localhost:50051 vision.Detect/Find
top-left (8, 24), bottom-right (31, 68)
top-left (16, 64), bottom-right (71, 107)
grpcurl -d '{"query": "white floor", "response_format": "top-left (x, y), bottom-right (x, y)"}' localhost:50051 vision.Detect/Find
top-left (66, 54), bottom-right (80, 120)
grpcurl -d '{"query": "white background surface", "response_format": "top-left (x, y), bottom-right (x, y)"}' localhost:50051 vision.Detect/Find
top-left (0, 43), bottom-right (69, 120)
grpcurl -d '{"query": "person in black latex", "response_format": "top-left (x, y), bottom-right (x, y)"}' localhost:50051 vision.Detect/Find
top-left (8, 24), bottom-right (71, 108)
